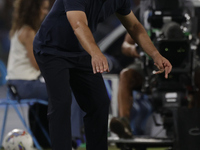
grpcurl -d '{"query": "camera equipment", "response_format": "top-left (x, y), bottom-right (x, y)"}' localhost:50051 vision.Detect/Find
top-left (141, 0), bottom-right (199, 149)
top-left (147, 0), bottom-right (186, 28)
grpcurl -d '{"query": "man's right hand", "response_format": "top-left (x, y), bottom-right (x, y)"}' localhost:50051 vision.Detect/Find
top-left (91, 52), bottom-right (110, 74)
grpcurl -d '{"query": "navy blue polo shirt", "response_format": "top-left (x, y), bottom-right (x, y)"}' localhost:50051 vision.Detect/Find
top-left (33, 0), bottom-right (131, 57)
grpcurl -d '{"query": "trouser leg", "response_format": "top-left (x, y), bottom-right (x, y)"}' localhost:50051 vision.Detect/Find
top-left (70, 56), bottom-right (110, 150)
top-left (35, 53), bottom-right (110, 150)
top-left (34, 53), bottom-right (73, 150)
top-left (71, 92), bottom-right (85, 139)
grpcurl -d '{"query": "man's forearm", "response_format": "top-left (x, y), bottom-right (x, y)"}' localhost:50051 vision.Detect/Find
top-left (73, 21), bottom-right (101, 56)
top-left (129, 23), bottom-right (160, 59)
top-left (67, 11), bottom-right (101, 56)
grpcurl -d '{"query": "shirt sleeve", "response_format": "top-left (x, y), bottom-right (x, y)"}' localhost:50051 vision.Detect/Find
top-left (116, 0), bottom-right (131, 16)
top-left (63, 0), bottom-right (86, 12)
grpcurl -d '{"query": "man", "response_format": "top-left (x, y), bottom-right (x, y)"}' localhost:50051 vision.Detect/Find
top-left (33, 0), bottom-right (172, 149)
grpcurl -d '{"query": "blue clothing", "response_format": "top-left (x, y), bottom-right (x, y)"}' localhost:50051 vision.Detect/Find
top-left (33, 0), bottom-right (131, 57)
top-left (7, 79), bottom-right (48, 101)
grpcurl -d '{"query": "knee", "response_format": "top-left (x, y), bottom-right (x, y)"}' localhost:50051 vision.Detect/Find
top-left (119, 68), bottom-right (135, 83)
top-left (100, 96), bottom-right (110, 109)
top-left (93, 96), bottom-right (110, 113)
top-left (48, 99), bottom-right (71, 116)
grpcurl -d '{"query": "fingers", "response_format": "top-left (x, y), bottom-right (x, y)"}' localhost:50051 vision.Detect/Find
top-left (163, 61), bottom-right (172, 79)
top-left (92, 65), bottom-right (96, 74)
top-left (154, 61), bottom-right (172, 79)
top-left (92, 60), bottom-right (109, 74)
top-left (152, 69), bottom-right (164, 75)
top-left (165, 71), bottom-right (168, 79)
top-left (103, 61), bottom-right (110, 72)
top-left (154, 62), bottom-right (164, 71)
top-left (164, 65), bottom-right (172, 79)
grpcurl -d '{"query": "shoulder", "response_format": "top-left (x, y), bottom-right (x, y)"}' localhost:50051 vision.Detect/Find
top-left (18, 26), bottom-right (36, 44)
top-left (20, 26), bottom-right (35, 38)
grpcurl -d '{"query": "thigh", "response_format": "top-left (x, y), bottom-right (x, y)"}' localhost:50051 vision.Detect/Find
top-left (120, 68), bottom-right (144, 91)
top-left (127, 59), bottom-right (144, 77)
top-left (34, 53), bottom-right (74, 111)
top-left (69, 56), bottom-right (110, 113)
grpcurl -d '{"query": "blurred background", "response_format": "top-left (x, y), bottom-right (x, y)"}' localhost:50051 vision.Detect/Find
top-left (1, 0), bottom-right (200, 150)
top-left (0, 0), bottom-right (139, 65)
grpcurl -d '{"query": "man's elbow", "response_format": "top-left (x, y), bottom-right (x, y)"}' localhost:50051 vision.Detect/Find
top-left (66, 11), bottom-right (88, 31)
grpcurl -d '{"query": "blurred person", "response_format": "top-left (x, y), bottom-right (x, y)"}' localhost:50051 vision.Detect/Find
top-left (6, 1), bottom-right (83, 149)
top-left (7, 0), bottom-right (49, 102)
top-left (110, 33), bottom-right (144, 139)
top-left (109, 5), bottom-right (144, 138)
top-left (33, 0), bottom-right (172, 149)
top-left (6, 0), bottom-right (50, 148)
top-left (110, 22), bottom-right (185, 139)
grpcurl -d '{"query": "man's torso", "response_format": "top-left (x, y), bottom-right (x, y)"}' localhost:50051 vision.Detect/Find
top-left (33, 0), bottom-right (131, 57)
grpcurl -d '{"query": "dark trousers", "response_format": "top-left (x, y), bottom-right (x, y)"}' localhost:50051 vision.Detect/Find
top-left (34, 52), bottom-right (110, 150)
